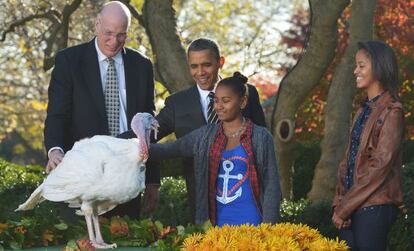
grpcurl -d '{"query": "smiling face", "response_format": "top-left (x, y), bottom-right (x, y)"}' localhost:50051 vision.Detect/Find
top-left (354, 49), bottom-right (379, 90)
top-left (95, 7), bottom-right (129, 58)
top-left (188, 49), bottom-right (223, 91)
top-left (214, 85), bottom-right (247, 122)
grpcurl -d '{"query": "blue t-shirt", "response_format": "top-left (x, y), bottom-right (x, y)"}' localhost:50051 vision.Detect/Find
top-left (216, 144), bottom-right (262, 227)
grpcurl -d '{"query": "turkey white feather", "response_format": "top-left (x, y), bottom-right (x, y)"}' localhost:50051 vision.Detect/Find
top-left (16, 113), bottom-right (159, 249)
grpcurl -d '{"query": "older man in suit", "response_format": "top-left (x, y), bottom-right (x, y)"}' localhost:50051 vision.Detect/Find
top-left (44, 1), bottom-right (157, 218)
top-left (156, 38), bottom-right (266, 222)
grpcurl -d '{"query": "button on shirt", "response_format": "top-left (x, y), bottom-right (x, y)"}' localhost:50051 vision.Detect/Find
top-left (95, 38), bottom-right (128, 134)
top-left (345, 93), bottom-right (384, 190)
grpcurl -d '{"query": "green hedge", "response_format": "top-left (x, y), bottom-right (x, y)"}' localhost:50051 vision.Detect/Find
top-left (388, 161), bottom-right (414, 250)
top-left (292, 141), bottom-right (320, 199)
top-left (0, 159), bottom-right (52, 221)
top-left (152, 176), bottom-right (190, 226)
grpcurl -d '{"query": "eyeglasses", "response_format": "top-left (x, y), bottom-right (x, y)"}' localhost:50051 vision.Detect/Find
top-left (101, 30), bottom-right (127, 41)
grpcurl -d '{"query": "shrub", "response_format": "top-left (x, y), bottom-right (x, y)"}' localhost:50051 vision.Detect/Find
top-left (299, 200), bottom-right (338, 239)
top-left (388, 161), bottom-right (414, 250)
top-left (0, 158), bottom-right (47, 221)
top-left (280, 198), bottom-right (309, 223)
top-left (280, 198), bottom-right (338, 239)
top-left (292, 141), bottom-right (320, 200)
top-left (152, 176), bottom-right (191, 226)
top-left (402, 140), bottom-right (414, 164)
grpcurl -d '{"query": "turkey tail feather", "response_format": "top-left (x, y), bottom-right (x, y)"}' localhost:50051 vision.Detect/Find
top-left (15, 184), bottom-right (45, 211)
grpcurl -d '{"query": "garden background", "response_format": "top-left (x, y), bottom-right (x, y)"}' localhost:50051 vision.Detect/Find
top-left (0, 0), bottom-right (413, 250)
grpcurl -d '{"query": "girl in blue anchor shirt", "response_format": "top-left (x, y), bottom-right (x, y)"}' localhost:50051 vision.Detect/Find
top-left (216, 144), bottom-right (262, 226)
top-left (150, 72), bottom-right (281, 226)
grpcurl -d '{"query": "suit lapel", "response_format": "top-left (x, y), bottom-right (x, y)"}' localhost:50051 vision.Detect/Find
top-left (188, 86), bottom-right (207, 126)
top-left (81, 40), bottom-right (106, 119)
top-left (123, 48), bottom-right (138, 127)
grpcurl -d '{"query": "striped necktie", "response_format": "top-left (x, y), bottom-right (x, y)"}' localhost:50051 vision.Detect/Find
top-left (207, 91), bottom-right (219, 124)
top-left (105, 58), bottom-right (120, 136)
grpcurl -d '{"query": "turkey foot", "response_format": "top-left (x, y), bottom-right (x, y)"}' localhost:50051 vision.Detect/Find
top-left (91, 241), bottom-right (117, 249)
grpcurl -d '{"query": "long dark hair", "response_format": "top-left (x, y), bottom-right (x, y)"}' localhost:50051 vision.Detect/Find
top-left (357, 40), bottom-right (400, 99)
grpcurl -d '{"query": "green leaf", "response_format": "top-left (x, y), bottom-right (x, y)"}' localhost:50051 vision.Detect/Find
top-left (0, 244), bottom-right (4, 251)
top-left (66, 240), bottom-right (78, 249)
top-left (9, 241), bottom-right (22, 250)
top-left (176, 225), bottom-right (185, 236)
top-left (154, 221), bottom-right (163, 232)
top-left (54, 222), bottom-right (68, 230)
top-left (201, 220), bottom-right (212, 232)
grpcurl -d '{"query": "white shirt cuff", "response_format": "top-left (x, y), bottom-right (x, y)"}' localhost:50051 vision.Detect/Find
top-left (48, 147), bottom-right (64, 158)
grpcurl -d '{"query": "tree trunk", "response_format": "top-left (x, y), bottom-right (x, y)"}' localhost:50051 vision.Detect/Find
top-left (142, 0), bottom-right (194, 93)
top-left (271, 0), bottom-right (349, 198)
top-left (308, 0), bottom-right (377, 201)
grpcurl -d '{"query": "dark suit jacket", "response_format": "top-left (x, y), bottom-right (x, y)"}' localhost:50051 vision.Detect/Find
top-left (156, 84), bottom-right (266, 140)
top-left (44, 39), bottom-right (157, 182)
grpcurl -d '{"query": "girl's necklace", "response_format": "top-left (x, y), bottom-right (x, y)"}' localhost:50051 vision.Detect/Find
top-left (224, 118), bottom-right (246, 138)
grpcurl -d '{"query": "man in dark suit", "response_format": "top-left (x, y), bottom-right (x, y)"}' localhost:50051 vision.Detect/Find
top-left (44, 1), bottom-right (158, 218)
top-left (156, 38), bottom-right (266, 221)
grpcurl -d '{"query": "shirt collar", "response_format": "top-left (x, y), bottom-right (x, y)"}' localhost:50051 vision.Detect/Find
top-left (197, 85), bottom-right (214, 101)
top-left (365, 91), bottom-right (385, 108)
top-left (94, 38), bottom-right (123, 65)
top-left (196, 75), bottom-right (222, 101)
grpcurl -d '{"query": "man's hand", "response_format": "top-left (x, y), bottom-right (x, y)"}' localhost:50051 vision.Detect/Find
top-left (46, 149), bottom-right (64, 173)
top-left (141, 184), bottom-right (160, 216)
top-left (342, 218), bottom-right (352, 228)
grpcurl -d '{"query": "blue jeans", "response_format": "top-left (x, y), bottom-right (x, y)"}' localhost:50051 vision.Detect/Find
top-left (339, 204), bottom-right (398, 251)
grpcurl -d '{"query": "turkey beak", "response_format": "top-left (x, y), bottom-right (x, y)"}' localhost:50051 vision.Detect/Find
top-left (152, 120), bottom-right (159, 141)
top-left (144, 119), bottom-right (159, 152)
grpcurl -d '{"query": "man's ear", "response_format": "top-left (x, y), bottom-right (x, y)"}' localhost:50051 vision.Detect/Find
top-left (95, 18), bottom-right (100, 36)
top-left (219, 56), bottom-right (225, 68)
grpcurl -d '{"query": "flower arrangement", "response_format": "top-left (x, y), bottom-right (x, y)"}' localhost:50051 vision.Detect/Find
top-left (182, 223), bottom-right (348, 251)
top-left (1, 216), bottom-right (348, 250)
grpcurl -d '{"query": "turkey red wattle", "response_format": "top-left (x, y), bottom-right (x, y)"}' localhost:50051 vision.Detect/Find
top-left (139, 133), bottom-right (149, 162)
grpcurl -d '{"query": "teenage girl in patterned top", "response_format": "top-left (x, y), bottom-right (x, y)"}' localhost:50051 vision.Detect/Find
top-left (150, 72), bottom-right (281, 226)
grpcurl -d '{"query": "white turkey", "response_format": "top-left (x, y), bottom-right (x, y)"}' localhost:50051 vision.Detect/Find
top-left (16, 113), bottom-right (159, 249)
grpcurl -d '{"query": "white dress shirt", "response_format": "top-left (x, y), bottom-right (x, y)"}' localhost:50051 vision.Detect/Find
top-left (95, 38), bottom-right (128, 134)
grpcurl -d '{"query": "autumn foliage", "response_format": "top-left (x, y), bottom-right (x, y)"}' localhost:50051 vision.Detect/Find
top-left (255, 0), bottom-right (414, 140)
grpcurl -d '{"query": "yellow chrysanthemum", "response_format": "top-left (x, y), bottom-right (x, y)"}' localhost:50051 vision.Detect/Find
top-left (182, 232), bottom-right (203, 250)
top-left (181, 223), bottom-right (348, 251)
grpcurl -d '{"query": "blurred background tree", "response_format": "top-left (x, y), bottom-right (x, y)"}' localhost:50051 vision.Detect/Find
top-left (0, 0), bottom-right (303, 164)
